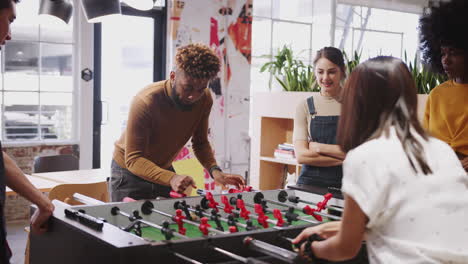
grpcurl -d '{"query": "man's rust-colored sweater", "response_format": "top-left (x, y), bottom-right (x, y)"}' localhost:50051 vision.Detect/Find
top-left (113, 80), bottom-right (217, 185)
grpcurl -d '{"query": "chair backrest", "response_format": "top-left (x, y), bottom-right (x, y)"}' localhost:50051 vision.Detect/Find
top-left (48, 182), bottom-right (109, 205)
top-left (33, 154), bottom-right (79, 173)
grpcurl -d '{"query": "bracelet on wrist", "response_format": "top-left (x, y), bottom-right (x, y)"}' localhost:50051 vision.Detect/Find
top-left (209, 165), bottom-right (222, 179)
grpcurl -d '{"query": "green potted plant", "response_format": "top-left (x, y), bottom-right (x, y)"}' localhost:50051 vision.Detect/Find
top-left (343, 50), bottom-right (362, 77)
top-left (404, 51), bottom-right (447, 94)
top-left (260, 45), bottom-right (319, 92)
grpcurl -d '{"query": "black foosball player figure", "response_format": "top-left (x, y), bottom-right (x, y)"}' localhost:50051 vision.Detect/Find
top-left (210, 209), bottom-right (224, 231)
top-left (194, 205), bottom-right (205, 220)
top-left (227, 213), bottom-right (238, 232)
top-left (245, 220), bottom-right (257, 231)
top-left (178, 200), bottom-right (193, 221)
top-left (285, 207), bottom-right (299, 225)
top-left (161, 221), bottom-right (175, 240)
top-left (122, 220), bottom-right (142, 237)
top-left (260, 200), bottom-right (268, 212)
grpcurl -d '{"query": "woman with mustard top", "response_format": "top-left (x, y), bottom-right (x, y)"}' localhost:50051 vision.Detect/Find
top-left (293, 47), bottom-right (346, 188)
top-left (420, 0), bottom-right (468, 171)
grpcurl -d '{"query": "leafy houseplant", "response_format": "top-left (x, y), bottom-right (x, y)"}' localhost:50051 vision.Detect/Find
top-left (343, 50), bottom-right (362, 77)
top-left (260, 45), bottom-right (319, 92)
top-left (404, 52), bottom-right (447, 94)
top-left (261, 46), bottom-right (444, 94)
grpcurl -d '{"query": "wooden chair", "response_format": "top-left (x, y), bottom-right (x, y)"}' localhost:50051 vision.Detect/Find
top-left (48, 182), bottom-right (109, 205)
top-left (33, 154), bottom-right (79, 173)
top-left (25, 182), bottom-right (109, 263)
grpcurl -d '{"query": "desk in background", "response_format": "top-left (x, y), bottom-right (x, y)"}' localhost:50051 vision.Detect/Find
top-left (7, 169), bottom-right (110, 196)
top-left (6, 175), bottom-right (61, 196)
top-left (31, 168), bottom-right (110, 185)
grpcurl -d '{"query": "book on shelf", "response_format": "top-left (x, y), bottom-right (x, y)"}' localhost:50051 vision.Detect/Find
top-left (277, 142), bottom-right (294, 151)
top-left (274, 148), bottom-right (295, 159)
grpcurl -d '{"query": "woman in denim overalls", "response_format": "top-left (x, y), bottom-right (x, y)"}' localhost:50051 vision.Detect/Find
top-left (294, 47), bottom-right (346, 188)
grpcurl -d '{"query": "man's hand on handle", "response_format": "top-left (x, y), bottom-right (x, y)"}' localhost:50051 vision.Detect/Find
top-left (170, 174), bottom-right (197, 193)
top-left (30, 204), bottom-right (54, 235)
top-left (211, 170), bottom-right (246, 189)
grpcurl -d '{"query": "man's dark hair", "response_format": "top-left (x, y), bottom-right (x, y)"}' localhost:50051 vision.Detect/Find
top-left (419, 0), bottom-right (468, 74)
top-left (0, 0), bottom-right (19, 10)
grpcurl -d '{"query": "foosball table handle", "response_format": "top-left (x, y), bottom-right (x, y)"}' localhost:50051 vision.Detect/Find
top-left (170, 190), bottom-right (187, 198)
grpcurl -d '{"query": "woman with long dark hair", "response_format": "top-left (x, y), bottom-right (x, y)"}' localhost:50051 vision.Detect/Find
top-left (293, 47), bottom-right (346, 188)
top-left (292, 57), bottom-right (468, 263)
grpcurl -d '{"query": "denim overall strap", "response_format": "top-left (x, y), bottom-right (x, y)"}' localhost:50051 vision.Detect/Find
top-left (297, 96), bottom-right (343, 188)
top-left (307, 96), bottom-right (316, 115)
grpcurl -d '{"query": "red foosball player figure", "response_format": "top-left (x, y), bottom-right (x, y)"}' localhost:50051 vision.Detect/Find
top-left (174, 209), bottom-right (187, 235)
top-left (228, 186), bottom-right (254, 193)
top-left (243, 186), bottom-right (253, 192)
top-left (254, 204), bottom-right (269, 228)
top-left (237, 198), bottom-right (250, 220)
top-left (254, 203), bottom-right (263, 215)
top-left (303, 205), bottom-right (323, 222)
top-left (206, 192), bottom-right (219, 212)
top-left (221, 195), bottom-right (234, 213)
top-left (198, 217), bottom-right (211, 236)
top-left (316, 193), bottom-right (333, 211)
top-left (273, 209), bottom-right (285, 227)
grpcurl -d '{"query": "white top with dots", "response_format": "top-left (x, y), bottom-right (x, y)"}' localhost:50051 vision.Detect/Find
top-left (342, 127), bottom-right (468, 264)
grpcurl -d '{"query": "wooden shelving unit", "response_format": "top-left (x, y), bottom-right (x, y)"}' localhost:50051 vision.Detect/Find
top-left (250, 92), bottom-right (315, 190)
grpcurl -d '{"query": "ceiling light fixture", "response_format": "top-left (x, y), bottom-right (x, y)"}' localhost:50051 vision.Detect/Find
top-left (39, 0), bottom-right (73, 24)
top-left (80, 0), bottom-right (121, 23)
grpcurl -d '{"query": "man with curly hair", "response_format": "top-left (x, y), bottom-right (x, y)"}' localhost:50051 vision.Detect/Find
top-left (110, 43), bottom-right (245, 201)
top-left (420, 0), bottom-right (468, 171)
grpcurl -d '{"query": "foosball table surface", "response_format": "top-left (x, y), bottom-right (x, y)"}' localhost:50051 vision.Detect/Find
top-left (30, 188), bottom-right (367, 264)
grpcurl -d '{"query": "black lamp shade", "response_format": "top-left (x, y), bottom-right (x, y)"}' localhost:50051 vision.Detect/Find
top-left (81, 0), bottom-right (121, 23)
top-left (39, 0), bottom-right (73, 24)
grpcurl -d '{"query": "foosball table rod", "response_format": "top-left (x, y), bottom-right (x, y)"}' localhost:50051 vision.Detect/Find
top-left (142, 201), bottom-right (228, 235)
top-left (110, 206), bottom-right (188, 239)
top-left (243, 236), bottom-right (304, 264)
top-left (172, 252), bottom-right (203, 264)
top-left (201, 194), bottom-right (280, 228)
top-left (231, 195), bottom-right (320, 225)
top-left (179, 202), bottom-right (249, 230)
top-left (255, 193), bottom-right (341, 221)
top-left (277, 190), bottom-right (344, 212)
top-left (212, 246), bottom-right (270, 264)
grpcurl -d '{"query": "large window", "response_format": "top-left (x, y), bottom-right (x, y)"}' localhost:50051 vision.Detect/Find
top-left (251, 0), bottom-right (422, 93)
top-left (1, 1), bottom-right (75, 143)
top-left (335, 4), bottom-right (420, 62)
top-left (251, 0), bottom-right (333, 93)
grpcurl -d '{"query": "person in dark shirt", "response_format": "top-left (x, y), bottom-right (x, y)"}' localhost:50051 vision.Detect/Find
top-left (0, 1), bottom-right (54, 262)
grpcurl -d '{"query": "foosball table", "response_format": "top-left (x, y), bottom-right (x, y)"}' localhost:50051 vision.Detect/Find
top-left (30, 187), bottom-right (368, 264)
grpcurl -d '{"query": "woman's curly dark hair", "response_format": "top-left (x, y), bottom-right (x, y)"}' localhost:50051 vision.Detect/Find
top-left (419, 0), bottom-right (468, 74)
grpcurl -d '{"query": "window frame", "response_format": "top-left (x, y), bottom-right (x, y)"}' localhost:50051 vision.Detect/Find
top-left (1, 0), bottom-right (81, 147)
